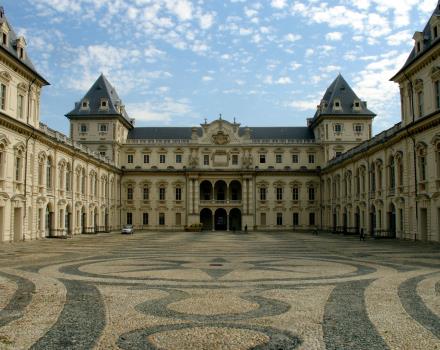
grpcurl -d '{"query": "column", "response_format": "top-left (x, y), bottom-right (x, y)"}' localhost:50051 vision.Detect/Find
top-left (189, 179), bottom-right (193, 214)
top-left (194, 179), bottom-right (199, 214)
top-left (243, 179), bottom-right (248, 214)
top-left (226, 213), bottom-right (229, 231)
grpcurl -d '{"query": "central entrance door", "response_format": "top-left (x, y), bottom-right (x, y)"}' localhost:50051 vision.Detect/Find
top-left (214, 208), bottom-right (227, 230)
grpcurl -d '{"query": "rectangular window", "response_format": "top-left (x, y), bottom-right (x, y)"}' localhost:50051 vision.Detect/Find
top-left (80, 124), bottom-right (87, 133)
top-left (15, 157), bottom-right (21, 181)
top-left (420, 156), bottom-right (427, 181)
top-left (159, 213), bottom-right (165, 226)
top-left (143, 154), bottom-right (150, 163)
top-left (143, 213), bottom-right (149, 225)
top-left (276, 213), bottom-right (283, 226)
top-left (17, 94), bottom-right (24, 119)
top-left (334, 124), bottom-right (342, 133)
top-left (232, 154), bottom-right (238, 165)
top-left (143, 187), bottom-right (149, 200)
top-left (204, 155), bottom-right (209, 165)
top-left (99, 124), bottom-right (108, 132)
top-left (308, 187), bottom-right (315, 201)
top-left (293, 213), bottom-right (299, 226)
top-left (176, 154), bottom-right (182, 163)
top-left (276, 154), bottom-right (282, 163)
top-left (259, 154), bottom-right (266, 163)
top-left (127, 187), bottom-right (133, 200)
top-left (308, 154), bottom-right (315, 164)
top-left (0, 84), bottom-right (6, 110)
top-left (436, 81), bottom-right (440, 109)
top-left (126, 212), bottom-right (132, 225)
top-left (159, 188), bottom-right (166, 200)
top-left (309, 212), bottom-right (315, 226)
top-left (259, 187), bottom-right (266, 201)
top-left (260, 212), bottom-right (266, 226)
top-left (99, 151), bottom-right (106, 157)
top-left (276, 187), bottom-right (283, 201)
top-left (292, 154), bottom-right (299, 163)
top-left (159, 154), bottom-right (166, 164)
top-left (354, 124), bottom-right (363, 133)
top-left (417, 91), bottom-right (424, 118)
top-left (2, 33), bottom-right (6, 45)
top-left (175, 187), bottom-right (182, 201)
top-left (292, 187), bottom-right (299, 201)
top-left (127, 154), bottom-right (133, 163)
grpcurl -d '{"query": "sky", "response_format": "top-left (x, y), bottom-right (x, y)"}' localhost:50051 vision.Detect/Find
top-left (3, 0), bottom-right (438, 135)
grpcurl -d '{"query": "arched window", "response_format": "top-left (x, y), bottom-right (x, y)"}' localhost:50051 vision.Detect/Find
top-left (15, 146), bottom-right (24, 182)
top-left (46, 157), bottom-right (52, 189)
top-left (66, 163), bottom-right (71, 192)
top-left (389, 157), bottom-right (395, 190)
top-left (0, 141), bottom-right (6, 179)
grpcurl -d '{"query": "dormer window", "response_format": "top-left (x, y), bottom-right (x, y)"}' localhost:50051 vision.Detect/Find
top-left (100, 98), bottom-right (109, 110)
top-left (333, 99), bottom-right (342, 111)
top-left (15, 36), bottom-right (27, 60)
top-left (80, 100), bottom-right (89, 110)
top-left (19, 47), bottom-right (24, 59)
top-left (434, 26), bottom-right (438, 39)
top-left (2, 33), bottom-right (6, 46)
top-left (413, 31), bottom-right (423, 54)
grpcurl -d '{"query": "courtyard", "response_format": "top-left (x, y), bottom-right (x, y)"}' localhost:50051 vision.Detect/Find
top-left (0, 231), bottom-right (439, 350)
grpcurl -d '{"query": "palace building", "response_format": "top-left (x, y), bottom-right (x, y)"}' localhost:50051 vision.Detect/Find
top-left (0, 5), bottom-right (439, 242)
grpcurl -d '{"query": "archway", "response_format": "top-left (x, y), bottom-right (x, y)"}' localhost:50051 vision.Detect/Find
top-left (229, 181), bottom-right (242, 201)
top-left (214, 181), bottom-right (227, 201)
top-left (343, 208), bottom-right (348, 233)
top-left (370, 205), bottom-right (376, 236)
top-left (229, 208), bottom-right (242, 231)
top-left (355, 206), bottom-right (361, 234)
top-left (200, 208), bottom-right (213, 231)
top-left (214, 208), bottom-right (227, 230)
top-left (94, 208), bottom-right (98, 233)
top-left (66, 204), bottom-right (72, 235)
top-left (388, 203), bottom-right (396, 238)
top-left (81, 206), bottom-right (87, 234)
top-left (45, 204), bottom-right (53, 238)
top-left (200, 181), bottom-right (213, 201)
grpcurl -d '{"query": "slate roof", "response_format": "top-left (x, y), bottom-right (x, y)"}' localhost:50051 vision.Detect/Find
top-left (391, 1), bottom-right (440, 80)
top-left (0, 7), bottom-right (48, 85)
top-left (127, 126), bottom-right (315, 140)
top-left (311, 74), bottom-right (375, 125)
top-left (66, 74), bottom-right (132, 125)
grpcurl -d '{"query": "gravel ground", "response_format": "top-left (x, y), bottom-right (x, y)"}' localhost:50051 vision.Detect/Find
top-left (0, 231), bottom-right (439, 349)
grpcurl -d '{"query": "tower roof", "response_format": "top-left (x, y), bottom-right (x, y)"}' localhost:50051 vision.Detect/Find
top-left (392, 1), bottom-right (440, 80)
top-left (0, 7), bottom-right (48, 85)
top-left (66, 74), bottom-right (132, 126)
top-left (311, 74), bottom-right (375, 125)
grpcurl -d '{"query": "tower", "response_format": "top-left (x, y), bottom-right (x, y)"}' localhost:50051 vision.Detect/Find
top-left (309, 74), bottom-right (376, 163)
top-left (66, 74), bottom-right (133, 164)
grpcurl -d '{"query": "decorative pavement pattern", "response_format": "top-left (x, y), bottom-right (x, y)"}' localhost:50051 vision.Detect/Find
top-left (0, 231), bottom-right (439, 350)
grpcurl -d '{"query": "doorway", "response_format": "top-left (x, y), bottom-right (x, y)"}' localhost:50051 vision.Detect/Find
top-left (14, 208), bottom-right (22, 241)
top-left (214, 208), bottom-right (227, 230)
top-left (229, 208), bottom-right (242, 231)
top-left (420, 208), bottom-right (428, 241)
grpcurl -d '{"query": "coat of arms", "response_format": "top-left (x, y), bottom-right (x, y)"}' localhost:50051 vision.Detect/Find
top-left (212, 131), bottom-right (230, 145)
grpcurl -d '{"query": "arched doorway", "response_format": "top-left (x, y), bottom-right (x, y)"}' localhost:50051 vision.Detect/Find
top-left (66, 205), bottom-right (72, 235)
top-left (214, 181), bottom-right (227, 201)
top-left (200, 208), bottom-right (213, 231)
top-left (94, 208), bottom-right (98, 233)
top-left (200, 181), bottom-right (213, 201)
top-left (229, 208), bottom-right (242, 231)
top-left (45, 204), bottom-right (53, 238)
top-left (229, 181), bottom-right (242, 201)
top-left (355, 207), bottom-right (361, 234)
top-left (388, 203), bottom-right (396, 238)
top-left (81, 206), bottom-right (87, 234)
top-left (343, 208), bottom-right (348, 233)
top-left (370, 205), bottom-right (376, 236)
top-left (214, 208), bottom-right (227, 230)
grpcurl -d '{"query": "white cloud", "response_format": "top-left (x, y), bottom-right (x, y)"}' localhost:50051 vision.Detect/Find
top-left (326, 32), bottom-right (343, 41)
top-left (386, 30), bottom-right (412, 46)
top-left (288, 100), bottom-right (317, 111)
top-left (284, 33), bottom-right (302, 42)
top-left (271, 0), bottom-right (287, 9)
top-left (126, 98), bottom-right (192, 124)
top-left (202, 75), bottom-right (213, 82)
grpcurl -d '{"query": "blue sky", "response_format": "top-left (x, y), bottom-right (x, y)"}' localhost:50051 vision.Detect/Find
top-left (3, 0), bottom-right (437, 135)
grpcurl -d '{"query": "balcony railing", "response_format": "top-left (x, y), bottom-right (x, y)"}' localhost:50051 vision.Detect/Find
top-left (200, 199), bottom-right (242, 206)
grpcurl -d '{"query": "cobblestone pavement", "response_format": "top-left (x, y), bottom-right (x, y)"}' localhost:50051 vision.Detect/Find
top-left (0, 231), bottom-right (439, 350)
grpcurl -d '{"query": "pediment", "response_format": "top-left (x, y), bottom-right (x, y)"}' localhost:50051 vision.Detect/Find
top-left (198, 118), bottom-right (248, 145)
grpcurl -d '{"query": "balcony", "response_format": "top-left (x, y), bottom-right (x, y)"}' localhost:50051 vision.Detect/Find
top-left (200, 199), bottom-right (242, 206)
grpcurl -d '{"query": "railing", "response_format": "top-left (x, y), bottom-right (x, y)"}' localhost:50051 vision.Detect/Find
top-left (200, 200), bottom-right (242, 205)
top-left (125, 139), bottom-right (191, 145)
top-left (372, 230), bottom-right (396, 239)
top-left (251, 139), bottom-right (317, 144)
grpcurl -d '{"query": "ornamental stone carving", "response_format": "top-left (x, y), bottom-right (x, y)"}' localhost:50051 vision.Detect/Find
top-left (212, 131), bottom-right (230, 145)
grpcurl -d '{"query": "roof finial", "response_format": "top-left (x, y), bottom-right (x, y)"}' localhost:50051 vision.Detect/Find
top-left (204, 117), bottom-right (207, 124)
top-left (219, 113), bottom-right (222, 120)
